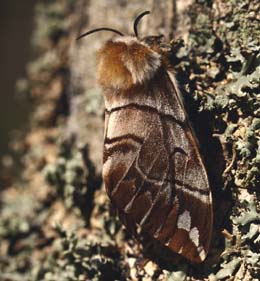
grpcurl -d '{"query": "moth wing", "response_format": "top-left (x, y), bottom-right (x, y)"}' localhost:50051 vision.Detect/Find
top-left (103, 70), bottom-right (212, 263)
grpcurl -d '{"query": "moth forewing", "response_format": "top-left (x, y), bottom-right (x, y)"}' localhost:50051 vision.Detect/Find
top-left (80, 12), bottom-right (213, 264)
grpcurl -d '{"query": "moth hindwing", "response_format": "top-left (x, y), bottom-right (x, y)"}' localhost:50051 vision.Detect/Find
top-left (78, 11), bottom-right (213, 264)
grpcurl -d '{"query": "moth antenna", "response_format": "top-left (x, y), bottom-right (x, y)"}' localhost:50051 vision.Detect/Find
top-left (76, 27), bottom-right (124, 40)
top-left (133, 10), bottom-right (150, 38)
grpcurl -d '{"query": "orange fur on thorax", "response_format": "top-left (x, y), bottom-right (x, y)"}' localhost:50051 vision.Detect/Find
top-left (97, 41), bottom-right (133, 90)
top-left (96, 37), bottom-right (161, 90)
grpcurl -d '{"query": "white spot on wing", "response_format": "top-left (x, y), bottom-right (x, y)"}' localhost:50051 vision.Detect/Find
top-left (189, 227), bottom-right (199, 247)
top-left (177, 210), bottom-right (191, 232)
top-left (198, 246), bottom-right (206, 261)
top-left (178, 246), bottom-right (183, 254)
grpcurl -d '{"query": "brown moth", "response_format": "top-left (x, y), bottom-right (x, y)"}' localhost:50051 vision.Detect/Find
top-left (77, 11), bottom-right (213, 263)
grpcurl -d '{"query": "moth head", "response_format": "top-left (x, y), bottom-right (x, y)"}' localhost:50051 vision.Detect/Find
top-left (77, 11), bottom-right (168, 90)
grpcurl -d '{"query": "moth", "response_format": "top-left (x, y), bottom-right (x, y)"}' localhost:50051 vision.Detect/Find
top-left (77, 11), bottom-right (213, 263)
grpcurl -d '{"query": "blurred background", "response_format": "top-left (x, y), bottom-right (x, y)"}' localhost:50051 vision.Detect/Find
top-left (0, 0), bottom-right (35, 159)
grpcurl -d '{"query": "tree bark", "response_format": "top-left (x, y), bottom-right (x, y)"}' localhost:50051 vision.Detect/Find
top-left (0, 0), bottom-right (259, 280)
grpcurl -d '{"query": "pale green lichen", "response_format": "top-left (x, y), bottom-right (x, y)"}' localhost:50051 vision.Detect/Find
top-left (84, 88), bottom-right (103, 115)
top-left (213, 199), bottom-right (260, 279)
top-left (32, 225), bottom-right (125, 281)
top-left (43, 141), bottom-right (101, 221)
top-left (214, 259), bottom-right (241, 280)
top-left (32, 0), bottom-right (72, 48)
top-left (166, 264), bottom-right (188, 281)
